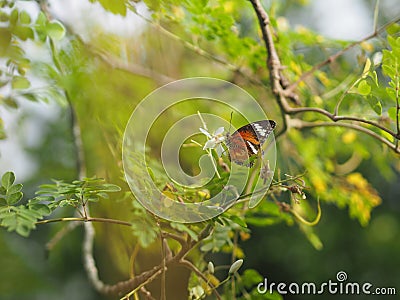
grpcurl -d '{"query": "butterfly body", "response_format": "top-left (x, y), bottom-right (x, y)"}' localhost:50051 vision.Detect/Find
top-left (225, 120), bottom-right (276, 167)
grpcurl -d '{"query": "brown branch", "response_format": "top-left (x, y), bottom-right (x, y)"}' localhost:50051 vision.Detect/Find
top-left (249, 0), bottom-right (299, 138)
top-left (80, 224), bottom-right (213, 296)
top-left (39, 4), bottom-right (218, 299)
top-left (249, 0), bottom-right (400, 152)
top-left (286, 16), bottom-right (400, 93)
top-left (161, 231), bottom-right (187, 246)
top-left (249, 0), bottom-right (284, 95)
top-left (41, 6), bottom-right (107, 292)
top-left (286, 106), bottom-right (400, 139)
top-left (291, 119), bottom-right (399, 152)
top-left (139, 287), bottom-right (157, 300)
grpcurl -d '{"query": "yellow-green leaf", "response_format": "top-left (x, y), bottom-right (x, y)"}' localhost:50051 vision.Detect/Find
top-left (46, 21), bottom-right (66, 40)
top-left (11, 76), bottom-right (30, 89)
top-left (361, 58), bottom-right (371, 78)
top-left (357, 80), bottom-right (371, 95)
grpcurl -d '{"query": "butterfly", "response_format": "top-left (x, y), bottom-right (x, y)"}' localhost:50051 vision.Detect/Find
top-left (225, 120), bottom-right (276, 167)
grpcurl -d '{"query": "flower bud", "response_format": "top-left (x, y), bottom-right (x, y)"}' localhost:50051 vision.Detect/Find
top-left (208, 261), bottom-right (214, 274)
top-left (228, 259), bottom-right (243, 275)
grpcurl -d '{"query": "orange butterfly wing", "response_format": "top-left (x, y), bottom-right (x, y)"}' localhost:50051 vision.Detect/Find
top-left (226, 120), bottom-right (276, 167)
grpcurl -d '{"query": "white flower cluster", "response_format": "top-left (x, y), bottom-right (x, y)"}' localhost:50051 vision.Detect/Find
top-left (199, 126), bottom-right (226, 157)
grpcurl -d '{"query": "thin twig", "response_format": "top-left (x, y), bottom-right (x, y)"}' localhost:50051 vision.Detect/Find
top-left (373, 0), bottom-right (380, 32)
top-left (134, 11), bottom-right (266, 88)
top-left (139, 287), bottom-right (157, 300)
top-left (45, 221), bottom-right (81, 252)
top-left (36, 216), bottom-right (132, 227)
top-left (161, 231), bottom-right (187, 245)
top-left (120, 268), bottom-right (165, 300)
top-left (180, 259), bottom-right (222, 300)
top-left (160, 236), bottom-right (167, 300)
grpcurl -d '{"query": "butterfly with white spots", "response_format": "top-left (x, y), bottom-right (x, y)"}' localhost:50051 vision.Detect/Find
top-left (225, 120), bottom-right (276, 167)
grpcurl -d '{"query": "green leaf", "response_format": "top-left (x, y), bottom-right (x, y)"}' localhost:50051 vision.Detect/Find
top-left (227, 215), bottom-right (247, 228)
top-left (11, 76), bottom-right (30, 89)
top-left (0, 10), bottom-right (9, 22)
top-left (16, 224), bottom-right (30, 237)
top-left (366, 95), bottom-right (382, 115)
top-left (386, 23), bottom-right (400, 36)
top-left (6, 192), bottom-right (23, 205)
top-left (13, 25), bottom-right (34, 41)
top-left (3, 97), bottom-right (19, 108)
top-left (361, 58), bottom-right (371, 78)
top-left (7, 183), bottom-right (23, 194)
top-left (368, 70), bottom-right (378, 85)
top-left (0, 28), bottom-right (12, 55)
top-left (382, 64), bottom-right (395, 78)
top-left (28, 203), bottom-right (51, 216)
top-left (97, 183), bottom-right (121, 192)
top-left (357, 80), bottom-right (371, 96)
top-left (1, 214), bottom-right (18, 230)
top-left (200, 242), bottom-right (214, 252)
top-left (35, 11), bottom-right (47, 28)
top-left (96, 192), bottom-right (109, 199)
top-left (17, 208), bottom-right (40, 222)
top-left (242, 269), bottom-right (263, 289)
top-left (0, 206), bottom-right (37, 237)
top-left (171, 222), bottom-right (199, 241)
top-left (9, 9), bottom-right (18, 26)
top-left (21, 92), bottom-right (37, 102)
top-left (29, 196), bottom-right (54, 204)
top-left (6, 44), bottom-right (25, 60)
top-left (46, 21), bottom-right (66, 40)
top-left (2, 172), bottom-right (15, 189)
top-left (19, 10), bottom-right (31, 25)
top-left (131, 218), bottom-right (158, 248)
top-left (0, 206), bottom-right (12, 216)
top-left (92, 0), bottom-right (127, 16)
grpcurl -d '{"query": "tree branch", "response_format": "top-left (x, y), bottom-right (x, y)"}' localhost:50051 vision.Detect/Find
top-left (249, 0), bottom-right (299, 138)
top-left (286, 106), bottom-right (400, 139)
top-left (291, 119), bottom-right (399, 152)
top-left (249, 0), bottom-right (400, 153)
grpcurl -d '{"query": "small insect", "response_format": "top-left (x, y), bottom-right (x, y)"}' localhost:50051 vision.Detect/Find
top-left (225, 120), bottom-right (276, 167)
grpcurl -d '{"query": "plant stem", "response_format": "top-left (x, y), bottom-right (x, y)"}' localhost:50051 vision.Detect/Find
top-left (36, 217), bottom-right (132, 227)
